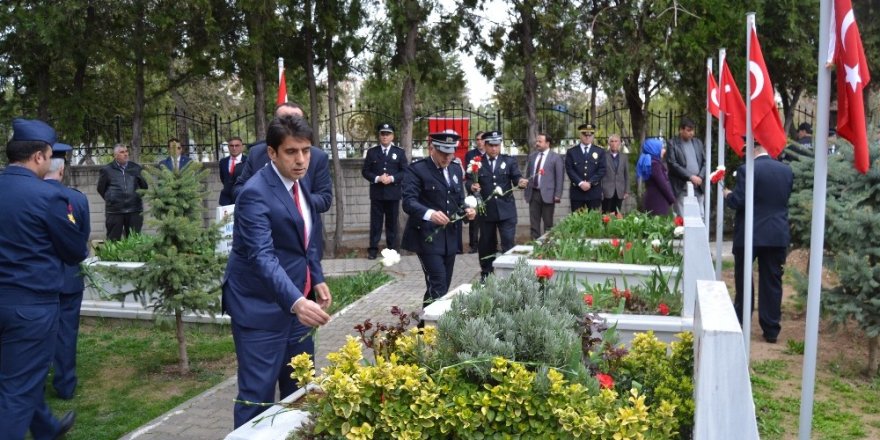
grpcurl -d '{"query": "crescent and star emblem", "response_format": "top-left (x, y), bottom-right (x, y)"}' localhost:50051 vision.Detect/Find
top-left (748, 60), bottom-right (765, 101)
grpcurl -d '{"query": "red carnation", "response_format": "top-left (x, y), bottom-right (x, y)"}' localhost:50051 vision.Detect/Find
top-left (535, 265), bottom-right (554, 280)
top-left (473, 155), bottom-right (482, 162)
top-left (602, 215), bottom-right (611, 224)
top-left (596, 373), bottom-right (614, 389)
top-left (674, 216), bottom-right (684, 227)
top-left (710, 168), bottom-right (726, 185)
top-left (471, 164), bottom-right (479, 173)
top-left (583, 294), bottom-right (593, 306)
top-left (611, 238), bottom-right (620, 248)
top-left (658, 303), bottom-right (670, 316)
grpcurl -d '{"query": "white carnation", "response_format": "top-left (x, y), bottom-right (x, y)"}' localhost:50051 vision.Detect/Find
top-left (673, 226), bottom-right (685, 237)
top-left (651, 239), bottom-right (661, 247)
top-left (380, 248), bottom-right (401, 267)
top-left (494, 186), bottom-right (504, 195)
top-left (464, 195), bottom-right (478, 208)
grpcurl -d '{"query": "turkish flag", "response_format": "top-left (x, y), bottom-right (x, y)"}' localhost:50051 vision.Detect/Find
top-left (276, 67), bottom-right (288, 106)
top-left (828, 0), bottom-right (871, 173)
top-left (748, 24), bottom-right (787, 158)
top-left (720, 60), bottom-right (746, 157)
top-left (707, 66), bottom-right (721, 119)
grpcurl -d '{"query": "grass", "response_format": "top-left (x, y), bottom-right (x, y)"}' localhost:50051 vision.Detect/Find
top-left (43, 270), bottom-right (392, 440)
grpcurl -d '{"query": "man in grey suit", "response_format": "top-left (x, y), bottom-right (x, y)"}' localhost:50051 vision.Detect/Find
top-left (601, 133), bottom-right (629, 214)
top-left (524, 132), bottom-right (564, 240)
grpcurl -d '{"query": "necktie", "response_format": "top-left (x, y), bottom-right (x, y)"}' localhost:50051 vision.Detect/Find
top-left (489, 158), bottom-right (495, 173)
top-left (230, 156), bottom-right (236, 174)
top-left (443, 167), bottom-right (451, 187)
top-left (174, 157), bottom-right (179, 171)
top-left (292, 181), bottom-right (311, 297)
top-left (534, 152), bottom-right (544, 188)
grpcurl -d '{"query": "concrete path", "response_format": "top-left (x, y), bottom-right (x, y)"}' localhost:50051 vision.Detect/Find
top-left (119, 252), bottom-right (482, 440)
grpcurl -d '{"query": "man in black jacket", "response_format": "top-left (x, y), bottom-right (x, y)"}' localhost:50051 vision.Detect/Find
top-left (97, 143), bottom-right (148, 240)
top-left (666, 117), bottom-right (706, 217)
top-left (361, 123), bottom-right (408, 259)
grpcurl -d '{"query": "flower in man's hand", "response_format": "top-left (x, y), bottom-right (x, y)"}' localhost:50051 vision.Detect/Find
top-left (710, 166), bottom-right (726, 185)
top-left (494, 186), bottom-right (503, 195)
top-left (464, 195), bottom-right (478, 209)
top-left (380, 249), bottom-right (401, 267)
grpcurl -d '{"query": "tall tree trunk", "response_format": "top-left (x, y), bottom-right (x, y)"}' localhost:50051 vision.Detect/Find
top-left (399, 0), bottom-right (419, 159)
top-left (780, 88), bottom-right (803, 135)
top-left (131, 2), bottom-right (146, 163)
top-left (172, 89), bottom-right (190, 155)
top-left (35, 64), bottom-right (50, 121)
top-left (867, 335), bottom-right (879, 377)
top-left (519, 9), bottom-right (538, 153)
top-left (623, 72), bottom-right (646, 144)
top-left (327, 45), bottom-right (344, 257)
top-left (303, 0), bottom-right (321, 146)
top-left (175, 309), bottom-right (190, 374)
top-left (246, 11), bottom-right (267, 140)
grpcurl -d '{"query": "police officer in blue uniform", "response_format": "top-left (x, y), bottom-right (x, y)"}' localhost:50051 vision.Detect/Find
top-left (0, 119), bottom-right (88, 440)
top-left (566, 123), bottom-right (606, 212)
top-left (43, 143), bottom-right (91, 401)
top-left (467, 131), bottom-right (527, 281)
top-left (401, 131), bottom-right (476, 312)
top-left (362, 123), bottom-right (408, 259)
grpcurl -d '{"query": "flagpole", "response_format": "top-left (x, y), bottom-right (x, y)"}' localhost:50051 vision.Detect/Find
top-left (278, 57), bottom-right (284, 83)
top-left (716, 49), bottom-right (726, 280)
top-left (705, 57), bottom-right (713, 239)
top-left (743, 12), bottom-right (757, 360)
top-left (798, 0), bottom-right (832, 437)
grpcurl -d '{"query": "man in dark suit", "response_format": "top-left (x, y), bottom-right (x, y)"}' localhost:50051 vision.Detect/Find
top-left (233, 102), bottom-right (332, 258)
top-left (468, 131), bottom-right (528, 280)
top-left (0, 119), bottom-right (87, 439)
top-left (402, 131), bottom-right (476, 311)
top-left (361, 123), bottom-right (408, 259)
top-left (463, 131), bottom-right (486, 253)
top-left (44, 143), bottom-right (91, 401)
top-left (724, 144), bottom-right (793, 343)
top-left (566, 123), bottom-right (606, 212)
top-left (601, 133), bottom-right (630, 214)
top-left (524, 132), bottom-right (564, 240)
top-left (223, 115), bottom-right (332, 428)
top-left (219, 136), bottom-right (246, 205)
top-left (667, 117), bottom-right (706, 217)
top-left (158, 138), bottom-right (193, 171)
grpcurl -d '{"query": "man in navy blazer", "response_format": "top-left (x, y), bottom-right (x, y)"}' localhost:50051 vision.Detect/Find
top-left (724, 144), bottom-right (793, 343)
top-left (402, 131), bottom-right (475, 313)
top-left (362, 122), bottom-right (408, 259)
top-left (566, 123), bottom-right (606, 212)
top-left (218, 136), bottom-right (246, 205)
top-left (233, 103), bottom-right (332, 258)
top-left (158, 138), bottom-right (193, 171)
top-left (223, 116), bottom-right (332, 428)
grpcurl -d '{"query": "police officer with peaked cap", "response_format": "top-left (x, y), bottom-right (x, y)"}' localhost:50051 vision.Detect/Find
top-left (467, 131), bottom-right (527, 281)
top-left (566, 123), bottom-right (606, 212)
top-left (43, 143), bottom-right (91, 401)
top-left (362, 122), bottom-right (408, 259)
top-left (0, 119), bottom-right (87, 439)
top-left (401, 130), bottom-right (476, 316)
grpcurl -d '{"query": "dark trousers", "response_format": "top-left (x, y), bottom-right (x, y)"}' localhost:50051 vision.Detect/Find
top-left (528, 190), bottom-right (555, 240)
top-left (106, 212), bottom-right (144, 241)
top-left (571, 198), bottom-right (601, 213)
top-left (733, 246), bottom-right (787, 339)
top-left (368, 200), bottom-right (399, 253)
top-left (468, 217), bottom-right (482, 251)
top-left (52, 292), bottom-right (83, 399)
top-left (602, 195), bottom-right (624, 214)
top-left (0, 303), bottom-right (64, 440)
top-left (231, 320), bottom-right (314, 428)
top-left (417, 253), bottom-right (456, 307)
top-left (479, 217), bottom-right (517, 275)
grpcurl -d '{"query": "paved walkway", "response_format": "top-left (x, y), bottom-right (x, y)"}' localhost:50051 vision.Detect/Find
top-left (120, 252), bottom-right (482, 440)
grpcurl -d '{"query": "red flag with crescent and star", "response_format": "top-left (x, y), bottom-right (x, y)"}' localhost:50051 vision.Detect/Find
top-left (748, 22), bottom-right (787, 158)
top-left (277, 67), bottom-right (288, 106)
top-left (720, 59), bottom-right (747, 157)
top-left (828, 0), bottom-right (871, 173)
top-left (707, 65), bottom-right (721, 119)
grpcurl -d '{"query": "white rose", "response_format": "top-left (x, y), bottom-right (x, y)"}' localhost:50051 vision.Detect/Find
top-left (651, 239), bottom-right (661, 247)
top-left (674, 226), bottom-right (685, 237)
top-left (494, 186), bottom-right (504, 195)
top-left (717, 165), bottom-right (726, 171)
top-left (464, 195), bottom-right (478, 208)
top-left (380, 248), bottom-right (401, 267)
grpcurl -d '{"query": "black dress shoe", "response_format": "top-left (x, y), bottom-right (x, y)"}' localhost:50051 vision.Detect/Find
top-left (55, 411), bottom-right (76, 439)
top-left (763, 335), bottom-right (778, 344)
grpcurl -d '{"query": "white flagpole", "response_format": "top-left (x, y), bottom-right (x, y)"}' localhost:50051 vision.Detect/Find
top-left (278, 57), bottom-right (284, 82)
top-left (716, 49), bottom-right (727, 280)
top-left (743, 12), bottom-right (757, 360)
top-left (799, 0), bottom-right (832, 437)
top-left (705, 57), bottom-right (713, 239)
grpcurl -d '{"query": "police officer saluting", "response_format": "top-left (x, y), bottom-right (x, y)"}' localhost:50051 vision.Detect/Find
top-left (361, 123), bottom-right (408, 259)
top-left (0, 119), bottom-right (88, 439)
top-left (401, 131), bottom-right (476, 314)
top-left (43, 143), bottom-right (91, 401)
top-left (467, 131), bottom-right (527, 281)
top-left (566, 123), bottom-right (606, 212)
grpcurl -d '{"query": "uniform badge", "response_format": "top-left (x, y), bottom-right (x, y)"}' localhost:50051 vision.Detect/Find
top-left (392, 153), bottom-right (397, 160)
top-left (500, 162), bottom-right (506, 170)
top-left (592, 152), bottom-right (598, 160)
top-left (452, 174), bottom-right (458, 184)
top-left (67, 203), bottom-right (76, 224)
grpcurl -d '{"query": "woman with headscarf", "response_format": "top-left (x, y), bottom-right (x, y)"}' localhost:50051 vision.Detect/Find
top-left (636, 137), bottom-right (676, 215)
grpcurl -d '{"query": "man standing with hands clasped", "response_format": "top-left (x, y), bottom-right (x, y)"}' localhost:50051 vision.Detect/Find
top-left (566, 123), bottom-right (606, 212)
top-left (667, 117), bottom-right (706, 217)
top-left (524, 132), bottom-right (563, 240)
top-left (222, 115), bottom-right (332, 428)
top-left (362, 123), bottom-right (408, 259)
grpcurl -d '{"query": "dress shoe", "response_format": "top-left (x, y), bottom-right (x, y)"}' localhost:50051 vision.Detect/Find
top-left (763, 335), bottom-right (778, 344)
top-left (55, 411), bottom-right (76, 439)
